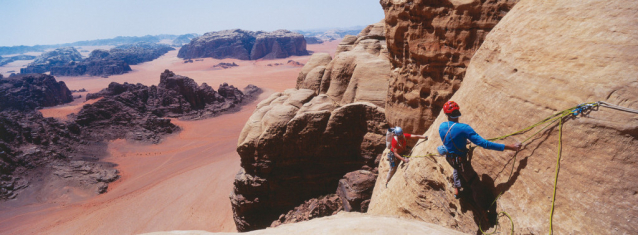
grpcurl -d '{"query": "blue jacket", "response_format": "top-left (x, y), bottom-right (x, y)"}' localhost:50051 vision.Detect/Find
top-left (438, 121), bottom-right (505, 155)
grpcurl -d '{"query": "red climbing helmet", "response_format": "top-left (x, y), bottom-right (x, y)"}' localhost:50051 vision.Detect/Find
top-left (443, 101), bottom-right (460, 114)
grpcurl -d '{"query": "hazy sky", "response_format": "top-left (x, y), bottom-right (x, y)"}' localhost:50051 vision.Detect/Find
top-left (0, 0), bottom-right (385, 47)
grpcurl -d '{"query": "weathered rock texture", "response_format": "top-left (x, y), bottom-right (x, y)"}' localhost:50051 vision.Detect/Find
top-left (296, 21), bottom-right (391, 108)
top-left (143, 212), bottom-right (466, 235)
top-left (20, 47), bottom-right (82, 74)
top-left (177, 29), bottom-right (308, 60)
top-left (382, 0), bottom-right (518, 134)
top-left (369, 0), bottom-right (638, 234)
top-left (50, 42), bottom-right (174, 77)
top-left (304, 36), bottom-right (324, 44)
top-left (271, 194), bottom-right (343, 227)
top-left (337, 170), bottom-right (376, 212)
top-left (0, 74), bottom-right (73, 111)
top-left (231, 22), bottom-right (393, 231)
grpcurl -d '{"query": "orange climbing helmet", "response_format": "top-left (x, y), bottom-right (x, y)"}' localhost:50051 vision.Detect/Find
top-left (443, 101), bottom-right (460, 114)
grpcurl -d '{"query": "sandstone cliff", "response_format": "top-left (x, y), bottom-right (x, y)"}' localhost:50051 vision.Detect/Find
top-left (369, 0), bottom-right (638, 234)
top-left (231, 22), bottom-right (392, 231)
top-left (178, 29), bottom-right (308, 60)
top-left (0, 74), bottom-right (73, 111)
top-left (382, 0), bottom-right (518, 134)
top-left (143, 212), bottom-right (465, 235)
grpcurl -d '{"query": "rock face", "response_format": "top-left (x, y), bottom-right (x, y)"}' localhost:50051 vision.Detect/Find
top-left (271, 194), bottom-right (343, 227)
top-left (85, 70), bottom-right (261, 121)
top-left (304, 36), bottom-right (324, 44)
top-left (20, 47), bottom-right (83, 74)
top-left (177, 29), bottom-right (308, 60)
top-left (50, 42), bottom-right (174, 77)
top-left (0, 55), bottom-right (36, 67)
top-left (0, 74), bottom-right (73, 111)
top-left (143, 212), bottom-right (466, 235)
top-left (381, 0), bottom-right (518, 134)
top-left (231, 22), bottom-right (393, 232)
top-left (369, 0), bottom-right (638, 234)
top-left (296, 21), bottom-right (391, 108)
top-left (336, 170), bottom-right (376, 212)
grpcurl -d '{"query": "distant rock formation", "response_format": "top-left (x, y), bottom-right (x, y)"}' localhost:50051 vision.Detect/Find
top-left (50, 42), bottom-right (173, 77)
top-left (0, 74), bottom-right (73, 111)
top-left (86, 69), bottom-right (261, 120)
top-left (171, 33), bottom-right (199, 46)
top-left (177, 29), bottom-right (308, 60)
top-left (304, 36), bottom-right (324, 44)
top-left (20, 47), bottom-right (82, 74)
top-left (231, 22), bottom-right (392, 232)
top-left (0, 55), bottom-right (36, 67)
top-left (369, 0), bottom-right (638, 234)
top-left (381, 0), bottom-right (518, 134)
top-left (212, 62), bottom-right (238, 69)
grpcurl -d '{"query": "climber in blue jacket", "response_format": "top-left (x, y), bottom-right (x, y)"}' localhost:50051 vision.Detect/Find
top-left (438, 101), bottom-right (521, 198)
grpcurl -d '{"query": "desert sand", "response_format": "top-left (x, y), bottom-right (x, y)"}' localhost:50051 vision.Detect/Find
top-left (0, 40), bottom-right (340, 234)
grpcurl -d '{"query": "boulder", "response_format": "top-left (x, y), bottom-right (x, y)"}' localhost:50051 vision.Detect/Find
top-left (381, 0), bottom-right (519, 134)
top-left (178, 29), bottom-right (308, 60)
top-left (369, 0), bottom-right (638, 234)
top-left (270, 194), bottom-right (343, 227)
top-left (337, 170), bottom-right (377, 212)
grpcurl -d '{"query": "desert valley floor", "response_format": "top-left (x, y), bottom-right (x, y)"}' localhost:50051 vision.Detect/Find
top-left (0, 40), bottom-right (340, 234)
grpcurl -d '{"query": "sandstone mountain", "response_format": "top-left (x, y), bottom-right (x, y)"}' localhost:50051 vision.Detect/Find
top-left (382, 0), bottom-right (518, 134)
top-left (177, 29), bottom-right (308, 60)
top-left (0, 55), bottom-right (36, 67)
top-left (231, 22), bottom-right (392, 231)
top-left (20, 47), bottom-right (83, 74)
top-left (369, 0), bottom-right (638, 234)
top-left (50, 42), bottom-right (174, 77)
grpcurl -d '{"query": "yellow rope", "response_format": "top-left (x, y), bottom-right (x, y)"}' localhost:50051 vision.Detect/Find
top-left (549, 114), bottom-right (563, 235)
top-left (476, 102), bottom-right (598, 235)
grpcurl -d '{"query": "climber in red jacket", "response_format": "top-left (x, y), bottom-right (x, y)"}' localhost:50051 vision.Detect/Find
top-left (385, 126), bottom-right (428, 187)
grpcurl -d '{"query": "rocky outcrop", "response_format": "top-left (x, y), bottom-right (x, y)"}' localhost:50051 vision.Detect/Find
top-left (271, 194), bottom-right (343, 227)
top-left (143, 212), bottom-right (466, 235)
top-left (304, 36), bottom-right (324, 44)
top-left (231, 22), bottom-right (392, 232)
top-left (369, 0), bottom-right (638, 234)
top-left (382, 0), bottom-right (518, 134)
top-left (20, 47), bottom-right (82, 74)
top-left (297, 22), bottom-right (391, 108)
top-left (177, 29), bottom-right (308, 60)
top-left (171, 33), bottom-right (199, 46)
top-left (337, 170), bottom-right (376, 212)
top-left (0, 70), bottom-right (260, 201)
top-left (0, 55), bottom-right (36, 67)
top-left (108, 42), bottom-right (174, 65)
top-left (50, 43), bottom-right (173, 77)
top-left (85, 70), bottom-right (261, 121)
top-left (0, 74), bottom-right (73, 111)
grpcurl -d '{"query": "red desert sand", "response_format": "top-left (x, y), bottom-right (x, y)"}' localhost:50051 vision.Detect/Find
top-left (0, 41), bottom-right (340, 234)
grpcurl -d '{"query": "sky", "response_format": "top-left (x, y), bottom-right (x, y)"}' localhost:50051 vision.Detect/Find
top-left (0, 0), bottom-right (385, 47)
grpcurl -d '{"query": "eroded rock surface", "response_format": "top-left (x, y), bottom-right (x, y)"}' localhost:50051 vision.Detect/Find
top-left (232, 22), bottom-right (393, 232)
top-left (382, 0), bottom-right (518, 133)
top-left (337, 170), bottom-right (376, 212)
top-left (271, 194), bottom-right (343, 228)
top-left (0, 74), bottom-right (73, 111)
top-left (369, 0), bottom-right (638, 234)
top-left (177, 29), bottom-right (308, 60)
